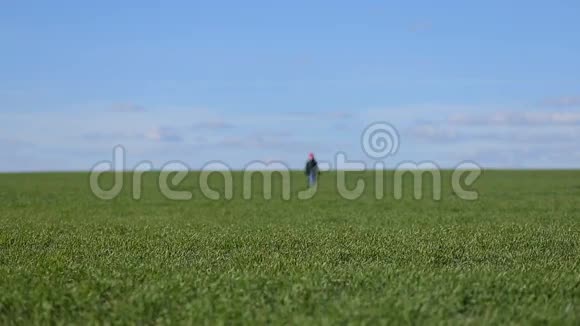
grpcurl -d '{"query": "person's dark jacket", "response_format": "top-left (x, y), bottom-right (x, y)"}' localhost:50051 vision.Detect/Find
top-left (305, 159), bottom-right (319, 175)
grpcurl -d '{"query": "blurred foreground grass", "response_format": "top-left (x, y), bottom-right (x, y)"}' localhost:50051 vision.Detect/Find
top-left (1, 170), bottom-right (579, 324)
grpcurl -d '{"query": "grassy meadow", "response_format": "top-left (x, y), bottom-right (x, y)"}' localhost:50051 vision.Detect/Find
top-left (1, 170), bottom-right (580, 324)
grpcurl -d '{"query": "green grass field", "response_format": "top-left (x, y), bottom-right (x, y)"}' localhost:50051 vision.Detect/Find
top-left (1, 170), bottom-right (580, 324)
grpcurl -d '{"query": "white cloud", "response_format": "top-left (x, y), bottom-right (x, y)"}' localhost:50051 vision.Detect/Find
top-left (83, 131), bottom-right (141, 141)
top-left (216, 134), bottom-right (314, 150)
top-left (406, 124), bottom-right (460, 142)
top-left (456, 143), bottom-right (580, 169)
top-left (192, 121), bottom-right (235, 130)
top-left (409, 124), bottom-right (580, 143)
top-left (283, 111), bottom-right (356, 121)
top-left (144, 127), bottom-right (183, 142)
top-left (540, 96), bottom-right (580, 108)
top-left (449, 111), bottom-right (580, 126)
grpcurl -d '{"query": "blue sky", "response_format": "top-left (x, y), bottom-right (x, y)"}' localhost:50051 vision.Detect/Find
top-left (1, 1), bottom-right (580, 171)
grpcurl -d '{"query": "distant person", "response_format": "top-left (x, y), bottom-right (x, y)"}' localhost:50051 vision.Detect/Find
top-left (305, 153), bottom-right (319, 187)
